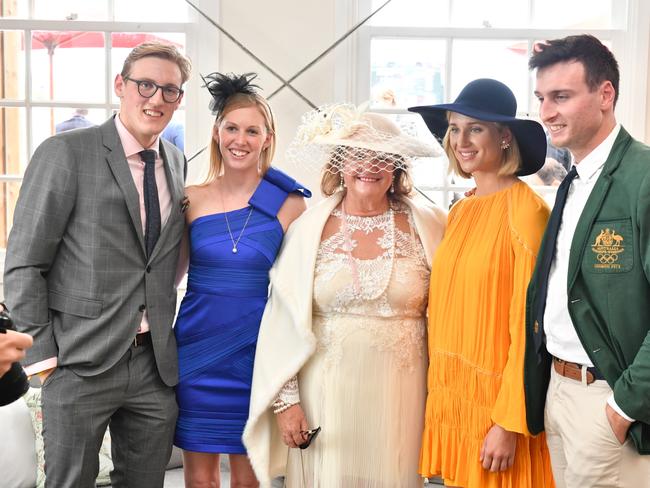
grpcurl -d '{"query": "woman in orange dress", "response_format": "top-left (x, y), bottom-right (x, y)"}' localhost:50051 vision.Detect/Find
top-left (409, 79), bottom-right (555, 488)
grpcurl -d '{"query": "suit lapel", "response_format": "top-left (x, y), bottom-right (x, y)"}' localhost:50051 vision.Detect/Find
top-left (567, 128), bottom-right (632, 289)
top-left (147, 140), bottom-right (184, 262)
top-left (101, 118), bottom-right (147, 256)
top-left (160, 141), bottom-right (184, 208)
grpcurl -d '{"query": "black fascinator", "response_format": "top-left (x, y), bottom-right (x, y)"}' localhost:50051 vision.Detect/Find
top-left (202, 72), bottom-right (260, 116)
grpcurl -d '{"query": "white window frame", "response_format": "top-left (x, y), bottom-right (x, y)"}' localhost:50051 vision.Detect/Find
top-left (350, 0), bottom-right (649, 207)
top-left (0, 0), bottom-right (221, 262)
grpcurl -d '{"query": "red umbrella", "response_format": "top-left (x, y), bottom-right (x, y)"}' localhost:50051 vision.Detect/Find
top-left (29, 31), bottom-right (182, 131)
top-left (31, 31), bottom-right (181, 52)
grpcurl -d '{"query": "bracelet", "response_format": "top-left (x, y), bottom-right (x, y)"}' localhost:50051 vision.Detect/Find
top-left (272, 398), bottom-right (295, 415)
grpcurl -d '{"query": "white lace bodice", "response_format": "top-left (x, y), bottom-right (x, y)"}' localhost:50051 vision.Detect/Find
top-left (314, 205), bottom-right (429, 318)
top-left (312, 204), bottom-right (430, 369)
top-left (276, 204), bottom-right (431, 405)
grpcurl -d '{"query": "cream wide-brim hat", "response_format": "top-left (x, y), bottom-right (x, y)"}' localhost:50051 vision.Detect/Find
top-left (286, 103), bottom-right (441, 175)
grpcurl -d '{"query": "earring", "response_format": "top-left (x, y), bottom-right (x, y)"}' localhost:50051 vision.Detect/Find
top-left (501, 140), bottom-right (511, 150)
top-left (257, 159), bottom-right (262, 174)
top-left (339, 171), bottom-right (345, 190)
top-left (390, 175), bottom-right (395, 194)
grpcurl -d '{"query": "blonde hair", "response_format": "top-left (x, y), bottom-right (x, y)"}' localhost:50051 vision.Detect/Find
top-left (204, 93), bottom-right (276, 184)
top-left (121, 42), bottom-right (191, 84)
top-left (320, 149), bottom-right (413, 201)
top-left (443, 119), bottom-right (522, 179)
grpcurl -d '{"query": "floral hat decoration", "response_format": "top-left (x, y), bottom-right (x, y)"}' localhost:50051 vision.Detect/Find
top-left (286, 103), bottom-right (441, 176)
top-left (202, 71), bottom-right (261, 117)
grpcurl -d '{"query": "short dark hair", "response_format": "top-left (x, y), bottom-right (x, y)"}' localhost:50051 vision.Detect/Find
top-left (529, 34), bottom-right (619, 105)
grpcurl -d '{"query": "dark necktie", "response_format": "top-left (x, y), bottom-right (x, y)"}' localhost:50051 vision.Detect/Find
top-left (532, 166), bottom-right (578, 359)
top-left (140, 150), bottom-right (161, 258)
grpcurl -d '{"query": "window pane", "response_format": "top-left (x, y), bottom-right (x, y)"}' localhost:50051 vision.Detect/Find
top-left (369, 0), bottom-right (450, 27)
top-left (370, 38), bottom-right (446, 109)
top-left (451, 39), bottom-right (530, 114)
top-left (111, 32), bottom-right (186, 105)
top-left (31, 31), bottom-right (105, 103)
top-left (1, 1), bottom-right (27, 18)
top-left (1, 30), bottom-right (25, 100)
top-left (533, 0), bottom-right (616, 28)
top-left (114, 0), bottom-right (188, 22)
top-left (0, 107), bottom-right (27, 237)
top-left (0, 107), bottom-right (27, 176)
top-left (31, 107), bottom-right (106, 155)
top-left (451, 0), bottom-right (528, 28)
top-left (33, 0), bottom-right (109, 21)
top-left (0, 181), bottom-right (21, 247)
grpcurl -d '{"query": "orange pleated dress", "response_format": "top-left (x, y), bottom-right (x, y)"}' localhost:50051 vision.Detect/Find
top-left (421, 181), bottom-right (555, 488)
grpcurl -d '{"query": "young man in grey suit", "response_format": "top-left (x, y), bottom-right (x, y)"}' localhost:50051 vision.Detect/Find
top-left (524, 35), bottom-right (650, 487)
top-left (4, 42), bottom-right (191, 487)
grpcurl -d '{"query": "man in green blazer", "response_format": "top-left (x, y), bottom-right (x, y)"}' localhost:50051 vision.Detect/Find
top-left (524, 34), bottom-right (650, 487)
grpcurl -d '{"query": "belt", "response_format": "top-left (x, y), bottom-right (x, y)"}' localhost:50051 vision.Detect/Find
top-left (133, 331), bottom-right (152, 348)
top-left (553, 356), bottom-right (604, 385)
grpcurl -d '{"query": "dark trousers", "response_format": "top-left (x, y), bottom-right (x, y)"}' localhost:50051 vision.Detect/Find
top-left (41, 343), bottom-right (178, 488)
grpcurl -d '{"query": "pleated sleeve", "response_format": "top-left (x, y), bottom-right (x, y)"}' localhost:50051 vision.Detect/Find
top-left (491, 185), bottom-right (550, 435)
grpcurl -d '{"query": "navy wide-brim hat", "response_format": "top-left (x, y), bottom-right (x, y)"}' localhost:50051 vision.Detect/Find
top-left (408, 78), bottom-right (546, 176)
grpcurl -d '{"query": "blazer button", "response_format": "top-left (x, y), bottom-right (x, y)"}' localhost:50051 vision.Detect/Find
top-left (534, 320), bottom-right (539, 334)
top-left (146, 266), bottom-right (152, 273)
top-left (139, 304), bottom-right (146, 312)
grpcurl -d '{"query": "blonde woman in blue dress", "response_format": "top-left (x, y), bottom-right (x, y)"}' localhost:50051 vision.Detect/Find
top-left (174, 73), bottom-right (310, 488)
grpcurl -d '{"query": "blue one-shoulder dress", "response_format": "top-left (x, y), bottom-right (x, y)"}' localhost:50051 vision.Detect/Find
top-left (174, 167), bottom-right (310, 453)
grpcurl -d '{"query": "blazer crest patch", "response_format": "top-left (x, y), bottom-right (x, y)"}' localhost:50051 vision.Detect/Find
top-left (592, 228), bottom-right (624, 267)
top-left (585, 218), bottom-right (633, 273)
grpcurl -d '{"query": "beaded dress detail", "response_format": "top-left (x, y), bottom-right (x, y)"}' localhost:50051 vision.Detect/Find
top-left (284, 203), bottom-right (431, 487)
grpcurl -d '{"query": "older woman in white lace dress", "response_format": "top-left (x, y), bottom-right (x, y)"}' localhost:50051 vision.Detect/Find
top-left (243, 105), bottom-right (446, 487)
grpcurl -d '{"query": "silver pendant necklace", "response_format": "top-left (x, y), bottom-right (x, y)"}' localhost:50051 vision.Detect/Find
top-left (224, 207), bottom-right (254, 253)
top-left (221, 191), bottom-right (254, 253)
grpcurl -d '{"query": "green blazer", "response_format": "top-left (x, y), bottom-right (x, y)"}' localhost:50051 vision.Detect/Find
top-left (524, 127), bottom-right (650, 454)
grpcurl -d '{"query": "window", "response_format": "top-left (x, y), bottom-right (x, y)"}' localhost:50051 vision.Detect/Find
top-left (357, 0), bottom-right (645, 209)
top-left (0, 0), bottom-right (193, 248)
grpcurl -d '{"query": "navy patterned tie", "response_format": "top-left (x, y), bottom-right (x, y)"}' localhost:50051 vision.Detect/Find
top-left (140, 150), bottom-right (161, 258)
top-left (532, 165), bottom-right (578, 360)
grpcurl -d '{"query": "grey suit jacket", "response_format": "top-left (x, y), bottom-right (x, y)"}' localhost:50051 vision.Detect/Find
top-left (4, 117), bottom-right (186, 386)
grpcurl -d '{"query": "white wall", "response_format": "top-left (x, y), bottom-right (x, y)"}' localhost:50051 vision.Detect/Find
top-left (189, 0), bottom-right (345, 198)
top-left (188, 0), bottom-right (650, 197)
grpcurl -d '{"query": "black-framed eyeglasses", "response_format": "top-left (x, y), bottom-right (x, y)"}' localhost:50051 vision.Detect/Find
top-left (124, 76), bottom-right (183, 103)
